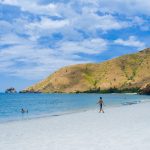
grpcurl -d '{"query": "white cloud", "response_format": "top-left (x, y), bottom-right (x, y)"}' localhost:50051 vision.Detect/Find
top-left (101, 0), bottom-right (150, 16)
top-left (56, 3), bottom-right (130, 32)
top-left (0, 0), bottom-right (149, 81)
top-left (12, 0), bottom-right (150, 17)
top-left (1, 0), bottom-right (128, 43)
top-left (114, 36), bottom-right (146, 49)
top-left (0, 21), bottom-right (13, 34)
top-left (0, 0), bottom-right (131, 33)
top-left (0, 0), bottom-right (59, 16)
top-left (58, 38), bottom-right (107, 54)
top-left (0, 33), bottom-right (28, 45)
top-left (0, 46), bottom-right (88, 79)
top-left (0, 0), bottom-right (18, 5)
top-left (1, 0), bottom-right (150, 17)
top-left (27, 17), bottom-right (70, 30)
top-left (0, 34), bottom-right (105, 79)
top-left (90, 15), bottom-right (129, 31)
top-left (131, 16), bottom-right (150, 31)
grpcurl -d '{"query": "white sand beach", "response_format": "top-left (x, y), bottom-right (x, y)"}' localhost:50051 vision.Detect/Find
top-left (0, 102), bottom-right (150, 150)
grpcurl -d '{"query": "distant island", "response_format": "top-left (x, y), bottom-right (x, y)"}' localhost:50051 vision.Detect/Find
top-left (21, 48), bottom-right (150, 94)
top-left (5, 87), bottom-right (17, 93)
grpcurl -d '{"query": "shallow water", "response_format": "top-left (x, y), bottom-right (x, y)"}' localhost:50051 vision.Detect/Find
top-left (0, 93), bottom-right (149, 122)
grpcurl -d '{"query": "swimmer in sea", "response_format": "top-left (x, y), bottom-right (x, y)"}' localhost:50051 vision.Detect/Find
top-left (21, 108), bottom-right (28, 113)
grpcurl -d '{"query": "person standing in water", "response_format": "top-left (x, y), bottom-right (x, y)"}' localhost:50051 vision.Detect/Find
top-left (97, 97), bottom-right (104, 113)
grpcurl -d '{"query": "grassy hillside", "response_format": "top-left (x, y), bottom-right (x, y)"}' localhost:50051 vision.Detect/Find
top-left (22, 48), bottom-right (150, 93)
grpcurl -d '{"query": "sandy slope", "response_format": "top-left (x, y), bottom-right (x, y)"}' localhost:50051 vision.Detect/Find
top-left (0, 102), bottom-right (150, 150)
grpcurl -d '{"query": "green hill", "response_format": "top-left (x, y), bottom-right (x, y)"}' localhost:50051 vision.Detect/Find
top-left (22, 48), bottom-right (150, 93)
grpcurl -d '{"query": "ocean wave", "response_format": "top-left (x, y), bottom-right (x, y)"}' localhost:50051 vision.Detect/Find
top-left (121, 99), bottom-right (150, 106)
top-left (121, 100), bottom-right (141, 105)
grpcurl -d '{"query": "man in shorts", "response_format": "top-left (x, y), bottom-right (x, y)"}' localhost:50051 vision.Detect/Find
top-left (97, 97), bottom-right (104, 113)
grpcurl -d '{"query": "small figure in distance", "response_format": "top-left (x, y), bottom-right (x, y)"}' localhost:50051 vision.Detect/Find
top-left (97, 97), bottom-right (104, 113)
top-left (21, 108), bottom-right (28, 113)
top-left (21, 108), bottom-right (25, 113)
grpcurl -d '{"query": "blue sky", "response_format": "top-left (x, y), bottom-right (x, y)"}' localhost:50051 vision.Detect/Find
top-left (0, 0), bottom-right (150, 92)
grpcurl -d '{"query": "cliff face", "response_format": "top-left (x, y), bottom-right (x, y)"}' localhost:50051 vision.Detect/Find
top-left (23, 48), bottom-right (150, 93)
top-left (140, 84), bottom-right (150, 95)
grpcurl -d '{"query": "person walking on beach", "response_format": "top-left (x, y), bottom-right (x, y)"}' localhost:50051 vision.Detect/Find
top-left (97, 97), bottom-right (104, 113)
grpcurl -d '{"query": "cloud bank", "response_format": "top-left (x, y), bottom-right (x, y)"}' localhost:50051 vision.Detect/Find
top-left (0, 0), bottom-right (149, 80)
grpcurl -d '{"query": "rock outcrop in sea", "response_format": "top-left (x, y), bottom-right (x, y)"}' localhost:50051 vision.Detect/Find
top-left (5, 87), bottom-right (17, 93)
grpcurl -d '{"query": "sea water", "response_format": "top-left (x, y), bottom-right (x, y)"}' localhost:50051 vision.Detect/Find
top-left (0, 93), bottom-right (149, 122)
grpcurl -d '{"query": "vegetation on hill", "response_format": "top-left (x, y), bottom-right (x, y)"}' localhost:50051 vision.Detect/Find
top-left (22, 48), bottom-right (150, 94)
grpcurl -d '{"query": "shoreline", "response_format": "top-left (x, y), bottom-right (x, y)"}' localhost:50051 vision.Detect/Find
top-left (0, 98), bottom-right (150, 124)
top-left (1, 102), bottom-right (150, 150)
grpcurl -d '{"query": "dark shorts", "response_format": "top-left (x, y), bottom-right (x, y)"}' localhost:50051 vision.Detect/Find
top-left (100, 104), bottom-right (102, 109)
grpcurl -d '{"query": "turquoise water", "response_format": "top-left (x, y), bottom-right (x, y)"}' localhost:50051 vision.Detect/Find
top-left (0, 93), bottom-right (149, 122)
